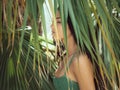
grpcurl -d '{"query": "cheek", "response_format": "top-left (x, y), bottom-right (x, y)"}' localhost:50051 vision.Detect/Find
top-left (58, 28), bottom-right (64, 38)
top-left (52, 24), bottom-right (64, 41)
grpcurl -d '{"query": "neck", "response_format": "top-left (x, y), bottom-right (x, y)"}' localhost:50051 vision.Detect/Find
top-left (67, 35), bottom-right (78, 57)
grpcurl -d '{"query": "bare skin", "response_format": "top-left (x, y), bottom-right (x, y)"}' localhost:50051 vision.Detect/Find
top-left (51, 12), bottom-right (95, 90)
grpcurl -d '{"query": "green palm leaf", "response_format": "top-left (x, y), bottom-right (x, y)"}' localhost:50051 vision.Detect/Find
top-left (0, 0), bottom-right (120, 90)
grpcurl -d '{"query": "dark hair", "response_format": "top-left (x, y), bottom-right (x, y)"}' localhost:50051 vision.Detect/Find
top-left (67, 14), bottom-right (77, 44)
top-left (67, 13), bottom-right (106, 90)
top-left (67, 14), bottom-right (90, 55)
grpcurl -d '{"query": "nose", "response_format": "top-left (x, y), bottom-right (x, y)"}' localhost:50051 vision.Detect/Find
top-left (51, 23), bottom-right (53, 29)
top-left (51, 22), bottom-right (55, 32)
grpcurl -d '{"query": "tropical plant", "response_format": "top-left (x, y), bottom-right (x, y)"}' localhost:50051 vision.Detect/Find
top-left (49, 0), bottom-right (120, 90)
top-left (0, 0), bottom-right (120, 90)
top-left (0, 0), bottom-right (56, 90)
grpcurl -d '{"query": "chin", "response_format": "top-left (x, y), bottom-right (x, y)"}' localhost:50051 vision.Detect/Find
top-left (53, 39), bottom-right (66, 57)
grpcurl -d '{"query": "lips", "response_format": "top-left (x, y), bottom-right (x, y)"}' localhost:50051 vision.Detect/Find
top-left (52, 31), bottom-right (55, 38)
top-left (52, 31), bottom-right (55, 35)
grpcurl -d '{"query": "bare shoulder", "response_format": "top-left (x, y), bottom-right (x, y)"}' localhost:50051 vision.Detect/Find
top-left (71, 53), bottom-right (93, 70)
top-left (71, 53), bottom-right (95, 90)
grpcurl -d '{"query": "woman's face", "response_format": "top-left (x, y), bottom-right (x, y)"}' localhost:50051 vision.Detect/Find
top-left (51, 12), bottom-right (71, 42)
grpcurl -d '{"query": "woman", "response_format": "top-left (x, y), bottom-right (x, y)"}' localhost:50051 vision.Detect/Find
top-left (51, 11), bottom-right (95, 90)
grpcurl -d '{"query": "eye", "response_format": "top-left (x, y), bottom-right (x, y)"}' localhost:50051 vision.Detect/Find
top-left (57, 21), bottom-right (61, 24)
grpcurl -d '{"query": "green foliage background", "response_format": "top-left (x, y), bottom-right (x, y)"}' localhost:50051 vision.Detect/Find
top-left (0, 0), bottom-right (120, 90)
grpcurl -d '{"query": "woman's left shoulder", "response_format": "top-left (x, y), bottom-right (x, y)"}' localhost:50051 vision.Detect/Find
top-left (71, 53), bottom-right (93, 73)
top-left (71, 53), bottom-right (95, 90)
top-left (72, 53), bottom-right (92, 66)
